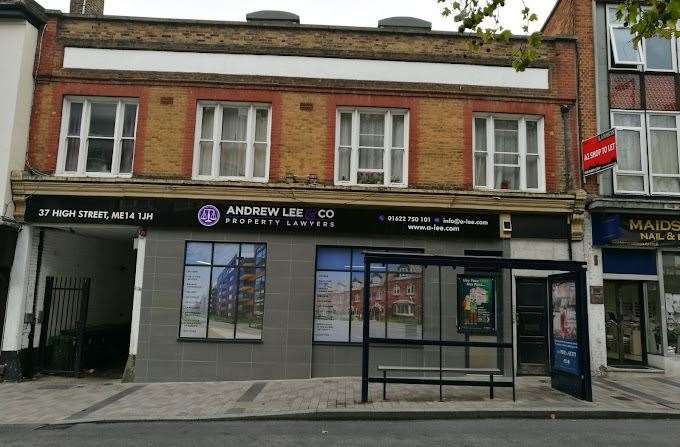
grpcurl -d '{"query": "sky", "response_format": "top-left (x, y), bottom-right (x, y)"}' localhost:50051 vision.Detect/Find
top-left (35, 0), bottom-right (557, 34)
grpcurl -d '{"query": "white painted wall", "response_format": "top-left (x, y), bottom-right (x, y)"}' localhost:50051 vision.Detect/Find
top-left (1, 226), bottom-right (33, 352)
top-left (574, 215), bottom-right (608, 375)
top-left (63, 47), bottom-right (550, 90)
top-left (0, 19), bottom-right (39, 219)
top-left (128, 236), bottom-right (145, 357)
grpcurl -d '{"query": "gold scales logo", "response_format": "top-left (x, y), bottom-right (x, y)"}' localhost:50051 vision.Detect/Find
top-left (629, 218), bottom-right (680, 243)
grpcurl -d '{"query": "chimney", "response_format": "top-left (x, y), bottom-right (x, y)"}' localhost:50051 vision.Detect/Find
top-left (69, 0), bottom-right (105, 15)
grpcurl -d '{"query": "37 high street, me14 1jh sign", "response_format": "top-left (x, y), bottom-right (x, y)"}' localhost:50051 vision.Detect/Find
top-left (25, 196), bottom-right (500, 239)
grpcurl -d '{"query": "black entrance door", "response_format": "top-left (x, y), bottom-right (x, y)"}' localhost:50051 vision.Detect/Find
top-left (516, 278), bottom-right (549, 375)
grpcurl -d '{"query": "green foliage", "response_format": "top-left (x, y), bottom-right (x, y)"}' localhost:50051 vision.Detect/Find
top-left (616, 1), bottom-right (680, 43)
top-left (438, 1), bottom-right (680, 72)
top-left (437, 0), bottom-right (542, 71)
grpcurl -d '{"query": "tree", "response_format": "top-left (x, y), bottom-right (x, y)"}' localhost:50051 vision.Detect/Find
top-left (440, 1), bottom-right (680, 71)
top-left (437, 0), bottom-right (541, 71)
top-left (614, 1), bottom-right (680, 43)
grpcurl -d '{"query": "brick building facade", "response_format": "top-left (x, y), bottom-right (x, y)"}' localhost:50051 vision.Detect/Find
top-left (1, 1), bottom-right (586, 382)
top-left (544, 0), bottom-right (680, 376)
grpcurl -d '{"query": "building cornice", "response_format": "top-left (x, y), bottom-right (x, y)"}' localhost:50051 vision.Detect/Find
top-left (0, 0), bottom-right (46, 28)
top-left (588, 196), bottom-right (680, 214)
top-left (12, 174), bottom-right (587, 240)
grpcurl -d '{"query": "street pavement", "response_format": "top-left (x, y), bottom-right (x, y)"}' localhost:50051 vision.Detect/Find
top-left (1, 419), bottom-right (680, 446)
top-left (0, 373), bottom-right (679, 425)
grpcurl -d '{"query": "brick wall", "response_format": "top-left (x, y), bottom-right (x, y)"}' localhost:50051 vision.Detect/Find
top-left (25, 13), bottom-right (578, 194)
top-left (542, 0), bottom-right (575, 36)
top-left (544, 0), bottom-right (597, 193)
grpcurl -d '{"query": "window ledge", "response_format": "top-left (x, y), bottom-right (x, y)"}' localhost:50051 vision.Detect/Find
top-left (178, 338), bottom-right (263, 344)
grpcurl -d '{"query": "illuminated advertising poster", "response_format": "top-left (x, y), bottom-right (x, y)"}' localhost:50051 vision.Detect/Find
top-left (179, 266), bottom-right (210, 338)
top-left (551, 280), bottom-right (580, 375)
top-left (313, 271), bottom-right (350, 342)
top-left (457, 275), bottom-right (496, 334)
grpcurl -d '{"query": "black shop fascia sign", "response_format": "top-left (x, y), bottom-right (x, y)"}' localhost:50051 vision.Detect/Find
top-left (25, 195), bottom-right (500, 239)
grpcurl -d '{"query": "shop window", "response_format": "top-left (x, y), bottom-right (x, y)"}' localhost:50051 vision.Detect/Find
top-left (57, 97), bottom-right (138, 177)
top-left (611, 111), bottom-right (680, 195)
top-left (663, 253), bottom-right (680, 355)
top-left (473, 115), bottom-right (545, 192)
top-left (193, 103), bottom-right (271, 182)
top-left (645, 282), bottom-right (664, 355)
top-left (334, 109), bottom-right (408, 187)
top-left (179, 242), bottom-right (266, 341)
top-left (313, 246), bottom-right (422, 343)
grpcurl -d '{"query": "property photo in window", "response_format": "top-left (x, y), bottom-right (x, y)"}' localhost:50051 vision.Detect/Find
top-left (335, 108), bottom-right (408, 187)
top-left (193, 103), bottom-right (271, 182)
top-left (57, 97), bottom-right (138, 176)
top-left (473, 115), bottom-right (545, 192)
top-left (611, 111), bottom-right (680, 195)
top-left (313, 247), bottom-right (423, 343)
top-left (180, 242), bottom-right (267, 341)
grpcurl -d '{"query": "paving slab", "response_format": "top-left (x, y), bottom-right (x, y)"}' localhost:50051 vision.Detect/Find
top-left (1, 372), bottom-right (679, 425)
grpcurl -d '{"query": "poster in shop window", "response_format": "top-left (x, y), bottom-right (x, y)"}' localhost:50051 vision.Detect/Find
top-left (179, 266), bottom-right (210, 338)
top-left (313, 271), bottom-right (350, 342)
top-left (457, 275), bottom-right (496, 335)
top-left (551, 280), bottom-right (580, 375)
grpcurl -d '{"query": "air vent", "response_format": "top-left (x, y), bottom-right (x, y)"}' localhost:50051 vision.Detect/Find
top-left (246, 10), bottom-right (300, 24)
top-left (378, 16), bottom-right (432, 31)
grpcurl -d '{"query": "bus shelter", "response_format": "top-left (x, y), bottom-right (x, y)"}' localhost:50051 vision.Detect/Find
top-left (360, 252), bottom-right (592, 403)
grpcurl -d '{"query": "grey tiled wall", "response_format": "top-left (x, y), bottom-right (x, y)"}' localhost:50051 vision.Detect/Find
top-left (134, 228), bottom-right (506, 382)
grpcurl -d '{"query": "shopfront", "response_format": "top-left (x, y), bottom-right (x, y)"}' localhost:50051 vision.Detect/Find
top-left (23, 195), bottom-right (575, 382)
top-left (593, 213), bottom-right (680, 372)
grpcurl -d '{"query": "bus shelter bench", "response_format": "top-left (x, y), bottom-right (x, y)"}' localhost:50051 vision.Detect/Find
top-left (376, 366), bottom-right (504, 400)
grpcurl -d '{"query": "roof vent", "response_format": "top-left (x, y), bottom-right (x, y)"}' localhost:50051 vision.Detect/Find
top-left (246, 10), bottom-right (300, 24)
top-left (378, 16), bottom-right (432, 31)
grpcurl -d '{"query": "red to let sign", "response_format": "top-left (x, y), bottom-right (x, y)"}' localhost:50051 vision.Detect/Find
top-left (582, 129), bottom-right (617, 177)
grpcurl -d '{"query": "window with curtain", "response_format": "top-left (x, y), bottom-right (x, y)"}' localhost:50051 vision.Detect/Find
top-left (611, 111), bottom-right (680, 195)
top-left (648, 114), bottom-right (680, 194)
top-left (194, 103), bottom-right (270, 181)
top-left (180, 242), bottom-right (267, 341)
top-left (612, 112), bottom-right (647, 194)
top-left (335, 109), bottom-right (408, 187)
top-left (473, 115), bottom-right (544, 192)
top-left (57, 97), bottom-right (138, 176)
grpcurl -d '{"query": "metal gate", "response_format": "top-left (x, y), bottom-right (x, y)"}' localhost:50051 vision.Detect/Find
top-left (38, 277), bottom-right (91, 376)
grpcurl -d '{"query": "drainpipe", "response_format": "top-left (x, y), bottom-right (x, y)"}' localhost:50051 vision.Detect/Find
top-left (561, 104), bottom-right (575, 261)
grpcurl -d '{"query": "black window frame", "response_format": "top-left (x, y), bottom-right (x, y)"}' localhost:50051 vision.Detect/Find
top-left (178, 240), bottom-right (267, 343)
top-left (312, 245), bottom-right (424, 346)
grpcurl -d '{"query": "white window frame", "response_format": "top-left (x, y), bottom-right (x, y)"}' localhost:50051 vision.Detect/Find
top-left (611, 110), bottom-right (649, 195)
top-left (643, 35), bottom-right (677, 72)
top-left (192, 102), bottom-right (272, 182)
top-left (646, 111), bottom-right (680, 196)
top-left (56, 96), bottom-right (138, 177)
top-left (472, 114), bottom-right (546, 193)
top-left (604, 5), bottom-right (680, 72)
top-left (334, 108), bottom-right (409, 188)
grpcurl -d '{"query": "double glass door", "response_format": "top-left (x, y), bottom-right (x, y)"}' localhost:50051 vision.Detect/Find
top-left (605, 281), bottom-right (647, 366)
